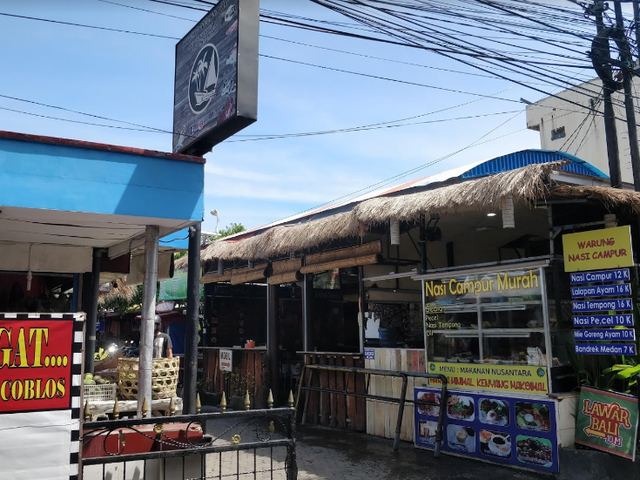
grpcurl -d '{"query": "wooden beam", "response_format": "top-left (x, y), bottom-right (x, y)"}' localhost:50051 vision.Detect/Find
top-left (230, 266), bottom-right (267, 285)
top-left (271, 258), bottom-right (302, 275)
top-left (200, 270), bottom-right (231, 284)
top-left (267, 270), bottom-right (303, 285)
top-left (300, 253), bottom-right (381, 274)
top-left (304, 241), bottom-right (381, 266)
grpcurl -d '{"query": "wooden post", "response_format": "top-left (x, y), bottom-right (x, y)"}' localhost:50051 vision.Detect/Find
top-left (184, 223), bottom-right (201, 414)
top-left (267, 283), bottom-right (280, 405)
top-left (302, 273), bottom-right (313, 351)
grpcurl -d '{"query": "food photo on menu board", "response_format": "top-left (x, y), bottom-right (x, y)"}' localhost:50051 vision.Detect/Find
top-left (417, 391), bottom-right (441, 417)
top-left (479, 398), bottom-right (509, 426)
top-left (515, 402), bottom-right (551, 432)
top-left (447, 425), bottom-right (476, 453)
top-left (479, 429), bottom-right (512, 459)
top-left (447, 394), bottom-right (475, 421)
top-left (516, 436), bottom-right (554, 468)
top-left (418, 420), bottom-right (442, 447)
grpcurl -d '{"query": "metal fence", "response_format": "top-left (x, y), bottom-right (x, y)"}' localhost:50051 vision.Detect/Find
top-left (297, 364), bottom-right (448, 454)
top-left (82, 407), bottom-right (297, 480)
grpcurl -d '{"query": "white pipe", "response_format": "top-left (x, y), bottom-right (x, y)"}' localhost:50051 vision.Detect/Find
top-left (137, 225), bottom-right (159, 418)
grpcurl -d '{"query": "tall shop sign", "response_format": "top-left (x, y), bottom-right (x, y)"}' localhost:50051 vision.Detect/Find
top-left (173, 0), bottom-right (259, 156)
top-left (562, 226), bottom-right (633, 272)
top-left (0, 318), bottom-right (73, 413)
top-left (570, 265), bottom-right (637, 356)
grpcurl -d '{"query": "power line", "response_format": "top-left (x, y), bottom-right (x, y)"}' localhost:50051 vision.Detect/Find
top-left (0, 11), bottom-right (180, 39)
top-left (285, 110), bottom-right (525, 216)
top-left (229, 110), bottom-right (522, 142)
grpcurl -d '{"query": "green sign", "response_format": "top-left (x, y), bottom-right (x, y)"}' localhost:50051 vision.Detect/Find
top-left (158, 269), bottom-right (203, 301)
top-left (575, 386), bottom-right (639, 460)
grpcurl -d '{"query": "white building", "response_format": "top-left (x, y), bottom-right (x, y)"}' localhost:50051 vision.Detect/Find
top-left (525, 77), bottom-right (640, 185)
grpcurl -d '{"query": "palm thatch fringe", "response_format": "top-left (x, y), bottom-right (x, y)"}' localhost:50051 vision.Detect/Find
top-left (98, 277), bottom-right (138, 304)
top-left (194, 211), bottom-right (359, 263)
top-left (548, 184), bottom-right (640, 213)
top-left (352, 161), bottom-right (556, 225)
top-left (178, 161), bottom-right (640, 265)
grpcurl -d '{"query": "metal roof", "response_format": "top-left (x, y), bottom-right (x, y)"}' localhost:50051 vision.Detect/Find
top-left (460, 149), bottom-right (608, 180)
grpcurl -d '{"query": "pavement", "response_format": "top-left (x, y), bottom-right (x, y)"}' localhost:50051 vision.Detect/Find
top-left (295, 425), bottom-right (550, 480)
top-left (202, 408), bottom-right (551, 480)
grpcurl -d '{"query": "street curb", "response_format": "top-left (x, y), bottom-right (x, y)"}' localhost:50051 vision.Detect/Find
top-left (554, 448), bottom-right (639, 480)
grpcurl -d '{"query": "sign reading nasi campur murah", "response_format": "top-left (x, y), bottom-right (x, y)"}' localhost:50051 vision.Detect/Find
top-left (562, 226), bottom-right (633, 272)
top-left (0, 319), bottom-right (73, 413)
top-left (425, 270), bottom-right (539, 298)
top-left (575, 387), bottom-right (639, 460)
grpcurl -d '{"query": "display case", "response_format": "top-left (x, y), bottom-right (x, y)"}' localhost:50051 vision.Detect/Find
top-left (425, 266), bottom-right (552, 367)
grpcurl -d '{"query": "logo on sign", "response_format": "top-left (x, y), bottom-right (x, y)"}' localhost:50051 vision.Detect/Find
top-left (189, 43), bottom-right (220, 114)
top-left (582, 399), bottom-right (632, 447)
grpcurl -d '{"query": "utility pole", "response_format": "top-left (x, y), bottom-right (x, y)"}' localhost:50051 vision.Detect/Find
top-left (633, 0), bottom-right (640, 48)
top-left (589, 0), bottom-right (622, 188)
top-left (614, 0), bottom-right (640, 190)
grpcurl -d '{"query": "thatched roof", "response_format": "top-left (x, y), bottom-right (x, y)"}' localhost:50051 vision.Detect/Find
top-left (98, 277), bottom-right (138, 305)
top-left (547, 184), bottom-right (640, 214)
top-left (352, 160), bottom-right (553, 225)
top-left (177, 161), bottom-right (640, 266)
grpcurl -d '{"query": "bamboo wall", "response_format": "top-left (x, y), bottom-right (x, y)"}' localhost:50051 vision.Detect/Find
top-left (202, 348), bottom-right (267, 408)
top-left (300, 353), bottom-right (366, 431)
top-left (364, 348), bottom-right (426, 442)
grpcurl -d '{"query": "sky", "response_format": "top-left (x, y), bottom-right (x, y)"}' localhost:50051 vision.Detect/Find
top-left (0, 0), bottom-right (610, 235)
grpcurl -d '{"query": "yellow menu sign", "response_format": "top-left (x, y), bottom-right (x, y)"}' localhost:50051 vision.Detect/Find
top-left (428, 362), bottom-right (548, 394)
top-left (562, 226), bottom-right (633, 272)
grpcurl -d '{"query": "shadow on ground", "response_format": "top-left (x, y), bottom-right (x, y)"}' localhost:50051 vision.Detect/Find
top-left (296, 426), bottom-right (551, 480)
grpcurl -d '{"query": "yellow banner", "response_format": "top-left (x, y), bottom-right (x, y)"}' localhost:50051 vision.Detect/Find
top-left (427, 362), bottom-right (548, 394)
top-left (562, 225), bottom-right (633, 272)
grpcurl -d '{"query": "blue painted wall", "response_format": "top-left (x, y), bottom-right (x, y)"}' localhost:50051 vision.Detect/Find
top-left (0, 138), bottom-right (204, 222)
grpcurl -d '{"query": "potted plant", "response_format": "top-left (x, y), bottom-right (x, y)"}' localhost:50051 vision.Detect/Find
top-left (228, 372), bottom-right (255, 410)
top-left (197, 378), bottom-right (221, 406)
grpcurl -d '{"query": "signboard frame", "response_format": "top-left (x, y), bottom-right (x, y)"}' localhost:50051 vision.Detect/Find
top-left (0, 312), bottom-right (84, 480)
top-left (173, 0), bottom-right (260, 156)
top-left (562, 225), bottom-right (634, 272)
top-left (414, 385), bottom-right (559, 473)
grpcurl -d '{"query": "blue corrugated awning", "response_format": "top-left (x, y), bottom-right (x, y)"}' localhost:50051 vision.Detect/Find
top-left (460, 149), bottom-right (609, 180)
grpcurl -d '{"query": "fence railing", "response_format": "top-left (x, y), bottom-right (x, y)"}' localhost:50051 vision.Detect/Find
top-left (82, 393), bottom-right (297, 480)
top-left (296, 364), bottom-right (448, 455)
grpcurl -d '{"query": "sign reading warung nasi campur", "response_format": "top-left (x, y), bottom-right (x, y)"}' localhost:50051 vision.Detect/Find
top-left (562, 226), bottom-right (633, 272)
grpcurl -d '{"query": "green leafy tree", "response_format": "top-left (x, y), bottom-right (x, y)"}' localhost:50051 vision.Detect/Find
top-left (216, 222), bottom-right (246, 239)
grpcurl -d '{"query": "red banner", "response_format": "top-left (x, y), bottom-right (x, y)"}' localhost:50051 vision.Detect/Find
top-left (0, 319), bottom-right (73, 413)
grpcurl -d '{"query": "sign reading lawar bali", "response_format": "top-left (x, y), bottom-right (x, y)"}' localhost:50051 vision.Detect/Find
top-left (0, 318), bottom-right (73, 413)
top-left (575, 387), bottom-right (639, 460)
top-left (428, 362), bottom-right (548, 395)
top-left (562, 226), bottom-right (633, 272)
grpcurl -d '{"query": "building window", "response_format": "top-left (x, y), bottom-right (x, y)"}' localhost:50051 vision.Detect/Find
top-left (551, 126), bottom-right (566, 140)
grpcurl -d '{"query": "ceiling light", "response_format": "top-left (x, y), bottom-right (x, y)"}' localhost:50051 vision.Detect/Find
top-left (487, 212), bottom-right (497, 217)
